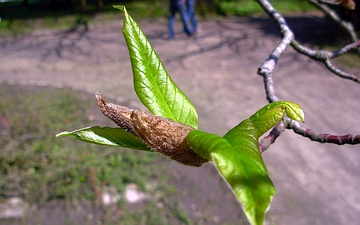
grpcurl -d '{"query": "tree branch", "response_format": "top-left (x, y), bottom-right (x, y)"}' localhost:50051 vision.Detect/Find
top-left (259, 120), bottom-right (286, 153)
top-left (256, 0), bottom-right (294, 102)
top-left (309, 0), bottom-right (360, 54)
top-left (256, 0), bottom-right (360, 149)
top-left (283, 117), bottom-right (360, 145)
top-left (291, 40), bottom-right (360, 83)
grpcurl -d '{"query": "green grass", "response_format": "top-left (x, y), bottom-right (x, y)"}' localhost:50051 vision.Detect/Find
top-left (0, 85), bottom-right (190, 224)
top-left (0, 2), bottom-right (169, 37)
top-left (216, 0), bottom-right (316, 17)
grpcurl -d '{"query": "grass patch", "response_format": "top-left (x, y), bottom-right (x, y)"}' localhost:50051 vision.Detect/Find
top-left (217, 0), bottom-right (316, 17)
top-left (0, 85), bottom-right (190, 224)
top-left (0, 2), bottom-right (168, 37)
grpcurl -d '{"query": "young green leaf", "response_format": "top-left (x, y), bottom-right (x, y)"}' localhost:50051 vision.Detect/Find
top-left (188, 127), bottom-right (276, 225)
top-left (188, 101), bottom-right (305, 225)
top-left (222, 119), bottom-right (276, 225)
top-left (114, 5), bottom-right (198, 129)
top-left (56, 126), bottom-right (151, 151)
top-left (248, 101), bottom-right (304, 138)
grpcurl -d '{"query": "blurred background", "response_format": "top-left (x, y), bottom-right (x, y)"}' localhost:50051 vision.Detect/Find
top-left (0, 0), bottom-right (359, 37)
top-left (0, 0), bottom-right (359, 224)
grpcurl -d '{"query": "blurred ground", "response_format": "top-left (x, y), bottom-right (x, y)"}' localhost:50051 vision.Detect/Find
top-left (0, 13), bottom-right (360, 224)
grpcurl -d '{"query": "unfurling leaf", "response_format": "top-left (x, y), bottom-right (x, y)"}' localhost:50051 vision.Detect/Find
top-left (188, 101), bottom-right (304, 225)
top-left (114, 5), bottom-right (198, 129)
top-left (188, 127), bottom-right (275, 225)
top-left (248, 101), bottom-right (304, 138)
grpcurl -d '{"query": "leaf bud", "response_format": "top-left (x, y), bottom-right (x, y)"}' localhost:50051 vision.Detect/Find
top-left (96, 93), bottom-right (208, 166)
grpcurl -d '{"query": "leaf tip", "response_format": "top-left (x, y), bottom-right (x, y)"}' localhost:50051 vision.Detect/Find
top-left (283, 102), bottom-right (305, 123)
top-left (113, 5), bottom-right (126, 12)
top-left (298, 108), bottom-right (305, 123)
top-left (291, 106), bottom-right (305, 123)
top-left (56, 131), bottom-right (69, 137)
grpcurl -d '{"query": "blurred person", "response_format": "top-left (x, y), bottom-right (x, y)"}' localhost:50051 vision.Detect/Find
top-left (186, 0), bottom-right (197, 33)
top-left (168, 0), bottom-right (193, 39)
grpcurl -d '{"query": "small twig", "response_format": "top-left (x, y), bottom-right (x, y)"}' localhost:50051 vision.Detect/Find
top-left (259, 115), bottom-right (360, 152)
top-left (316, 0), bottom-right (356, 9)
top-left (260, 70), bottom-right (279, 102)
top-left (324, 58), bottom-right (360, 83)
top-left (259, 121), bottom-right (286, 153)
top-left (291, 40), bottom-right (360, 83)
top-left (256, 0), bottom-right (294, 102)
top-left (316, 0), bottom-right (342, 6)
top-left (309, 0), bottom-right (360, 54)
top-left (291, 40), bottom-right (360, 60)
top-left (256, 0), bottom-right (360, 150)
top-left (283, 117), bottom-right (360, 145)
top-left (332, 40), bottom-right (360, 58)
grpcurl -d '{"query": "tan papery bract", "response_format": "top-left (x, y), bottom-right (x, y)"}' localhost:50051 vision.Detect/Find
top-left (95, 93), bottom-right (208, 167)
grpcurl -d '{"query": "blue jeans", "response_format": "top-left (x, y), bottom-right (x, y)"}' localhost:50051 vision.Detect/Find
top-left (168, 0), bottom-right (193, 39)
top-left (186, 0), bottom-right (197, 32)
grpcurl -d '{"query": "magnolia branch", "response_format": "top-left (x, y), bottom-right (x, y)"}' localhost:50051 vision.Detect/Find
top-left (259, 116), bottom-right (360, 153)
top-left (291, 0), bottom-right (360, 83)
top-left (310, 0), bottom-right (359, 51)
top-left (259, 121), bottom-right (286, 152)
top-left (291, 40), bottom-right (360, 83)
top-left (256, 0), bottom-right (293, 102)
top-left (255, 0), bottom-right (360, 150)
top-left (284, 117), bottom-right (360, 145)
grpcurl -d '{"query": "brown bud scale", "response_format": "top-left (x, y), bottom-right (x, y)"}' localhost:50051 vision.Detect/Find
top-left (95, 93), bottom-right (208, 167)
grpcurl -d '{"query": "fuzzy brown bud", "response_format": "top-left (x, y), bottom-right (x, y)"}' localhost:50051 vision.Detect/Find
top-left (95, 93), bottom-right (208, 167)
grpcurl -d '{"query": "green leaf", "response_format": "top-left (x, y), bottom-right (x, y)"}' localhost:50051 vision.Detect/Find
top-left (114, 5), bottom-right (198, 129)
top-left (188, 102), bottom-right (304, 225)
top-left (188, 128), bottom-right (275, 225)
top-left (222, 119), bottom-right (275, 225)
top-left (248, 101), bottom-right (304, 138)
top-left (187, 130), bottom-right (233, 161)
top-left (56, 126), bottom-right (151, 151)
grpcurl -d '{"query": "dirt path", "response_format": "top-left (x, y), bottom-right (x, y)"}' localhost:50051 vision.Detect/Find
top-left (1, 14), bottom-right (360, 224)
